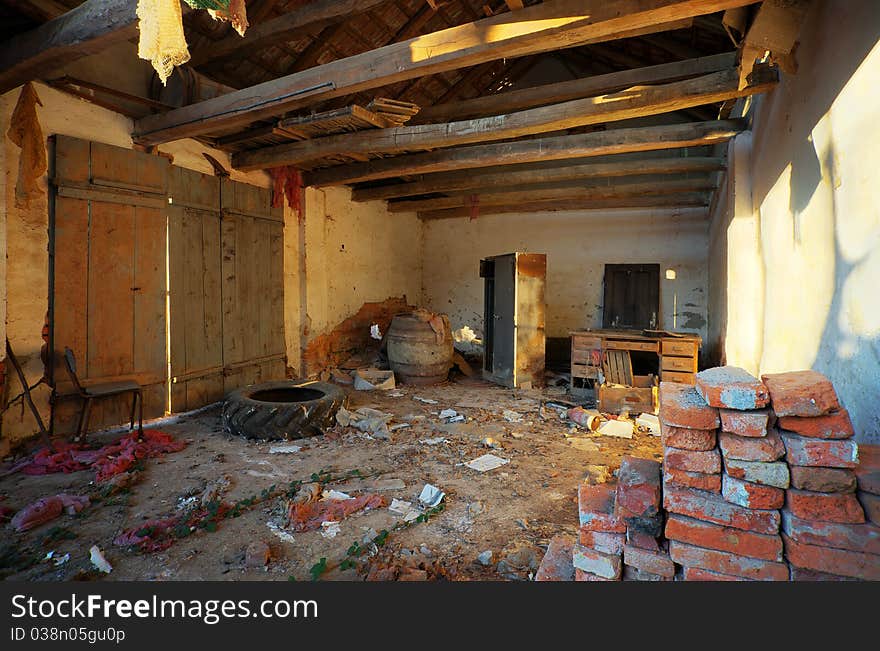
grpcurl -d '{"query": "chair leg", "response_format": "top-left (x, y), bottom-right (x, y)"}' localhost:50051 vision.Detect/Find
top-left (77, 398), bottom-right (92, 442)
top-left (129, 392), bottom-right (137, 431)
top-left (137, 389), bottom-right (144, 437)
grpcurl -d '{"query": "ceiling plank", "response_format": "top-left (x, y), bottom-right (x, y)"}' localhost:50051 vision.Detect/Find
top-left (386, 177), bottom-right (717, 211)
top-left (418, 196), bottom-right (710, 219)
top-left (232, 68), bottom-right (773, 171)
top-left (302, 118), bottom-right (747, 186)
top-left (0, 0), bottom-right (137, 94)
top-left (133, 0), bottom-right (757, 146)
top-left (351, 156), bottom-right (726, 201)
top-left (415, 52), bottom-right (735, 123)
top-left (188, 0), bottom-right (391, 69)
top-left (739, 0), bottom-right (810, 84)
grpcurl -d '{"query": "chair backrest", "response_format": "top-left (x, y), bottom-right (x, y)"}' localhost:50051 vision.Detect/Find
top-left (63, 347), bottom-right (85, 394)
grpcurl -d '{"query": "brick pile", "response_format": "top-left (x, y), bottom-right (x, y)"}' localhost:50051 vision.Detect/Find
top-left (661, 368), bottom-right (789, 580)
top-left (761, 371), bottom-right (880, 581)
top-left (535, 365), bottom-right (878, 581)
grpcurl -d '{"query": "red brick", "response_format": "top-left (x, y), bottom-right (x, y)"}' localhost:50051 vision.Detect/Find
top-left (786, 489), bottom-right (865, 524)
top-left (790, 466), bottom-right (856, 493)
top-left (722, 474), bottom-right (785, 510)
top-left (777, 409), bottom-right (854, 439)
top-left (660, 422), bottom-right (717, 451)
top-left (664, 447), bottom-right (721, 474)
top-left (781, 510), bottom-right (880, 555)
top-left (695, 366), bottom-right (769, 409)
top-left (663, 468), bottom-right (721, 493)
top-left (578, 529), bottom-right (625, 555)
top-left (783, 533), bottom-right (880, 581)
top-left (572, 543), bottom-right (622, 580)
top-left (659, 382), bottom-right (720, 430)
top-left (626, 529), bottom-right (660, 552)
top-left (663, 485), bottom-right (781, 534)
top-left (723, 458), bottom-right (790, 488)
top-left (761, 370), bottom-right (840, 417)
top-left (575, 569), bottom-right (613, 581)
top-left (856, 444), bottom-right (880, 495)
top-left (578, 483), bottom-right (625, 533)
top-left (859, 492), bottom-right (880, 525)
top-left (615, 456), bottom-right (662, 534)
top-left (780, 431), bottom-right (859, 468)
top-left (623, 544), bottom-right (675, 578)
top-left (669, 541), bottom-right (789, 581)
top-left (719, 408), bottom-right (772, 437)
top-left (683, 566), bottom-right (751, 581)
top-left (665, 514), bottom-right (783, 561)
top-left (534, 535), bottom-right (575, 581)
top-left (719, 430), bottom-right (785, 462)
top-left (789, 566), bottom-right (861, 581)
top-left (622, 566), bottom-right (672, 581)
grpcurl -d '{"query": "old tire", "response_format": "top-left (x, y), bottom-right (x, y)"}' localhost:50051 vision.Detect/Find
top-left (222, 381), bottom-right (345, 440)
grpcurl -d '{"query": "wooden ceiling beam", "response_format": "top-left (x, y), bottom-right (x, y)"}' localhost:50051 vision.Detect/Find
top-left (134, 0), bottom-right (757, 146)
top-left (302, 119), bottom-right (747, 186)
top-left (351, 156), bottom-right (726, 201)
top-left (739, 0), bottom-right (810, 84)
top-left (387, 177), bottom-right (717, 212)
top-left (415, 52), bottom-right (734, 123)
top-left (232, 68), bottom-right (773, 171)
top-left (418, 196), bottom-right (710, 220)
top-left (188, 0), bottom-right (390, 69)
top-left (0, 0), bottom-right (138, 94)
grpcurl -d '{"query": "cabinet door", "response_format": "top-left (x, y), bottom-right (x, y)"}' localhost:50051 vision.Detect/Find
top-left (491, 254), bottom-right (516, 381)
top-left (515, 253), bottom-right (546, 386)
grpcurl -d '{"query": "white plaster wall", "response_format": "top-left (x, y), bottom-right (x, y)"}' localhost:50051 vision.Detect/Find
top-left (708, 0), bottom-right (880, 442)
top-left (421, 208), bottom-right (710, 348)
top-left (299, 185), bottom-right (422, 369)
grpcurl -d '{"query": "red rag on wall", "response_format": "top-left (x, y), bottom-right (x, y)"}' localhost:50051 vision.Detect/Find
top-left (270, 166), bottom-right (304, 220)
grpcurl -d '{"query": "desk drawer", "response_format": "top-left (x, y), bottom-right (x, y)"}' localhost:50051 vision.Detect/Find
top-left (572, 348), bottom-right (596, 365)
top-left (571, 364), bottom-right (599, 379)
top-left (662, 339), bottom-right (697, 357)
top-left (572, 335), bottom-right (601, 351)
top-left (662, 370), bottom-right (695, 384)
top-left (604, 340), bottom-right (659, 353)
top-left (662, 355), bottom-right (697, 372)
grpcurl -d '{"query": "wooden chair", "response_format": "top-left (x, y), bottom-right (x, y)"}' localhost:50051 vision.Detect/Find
top-left (63, 347), bottom-right (143, 440)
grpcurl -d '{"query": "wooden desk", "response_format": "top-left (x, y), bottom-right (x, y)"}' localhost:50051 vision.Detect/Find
top-left (570, 329), bottom-right (702, 386)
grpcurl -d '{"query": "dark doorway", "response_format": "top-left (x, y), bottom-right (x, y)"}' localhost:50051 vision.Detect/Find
top-left (602, 264), bottom-right (660, 329)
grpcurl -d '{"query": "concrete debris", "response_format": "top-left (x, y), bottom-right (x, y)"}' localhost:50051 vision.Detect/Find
top-left (502, 409), bottom-right (523, 422)
top-left (419, 437), bottom-right (448, 445)
top-left (323, 489), bottom-right (353, 501)
top-left (636, 413), bottom-right (661, 435)
top-left (414, 396), bottom-right (439, 404)
top-left (389, 498), bottom-right (420, 522)
top-left (269, 443), bottom-right (302, 454)
top-left (370, 324), bottom-right (382, 340)
top-left (453, 325), bottom-right (478, 344)
top-left (320, 521), bottom-right (341, 538)
top-left (267, 521), bottom-right (296, 544)
top-left (352, 368), bottom-right (396, 391)
top-left (477, 550), bottom-right (494, 566)
top-left (464, 454), bottom-right (510, 473)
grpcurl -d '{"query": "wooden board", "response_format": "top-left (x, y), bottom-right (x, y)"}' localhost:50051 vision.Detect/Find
top-left (52, 136), bottom-right (169, 434)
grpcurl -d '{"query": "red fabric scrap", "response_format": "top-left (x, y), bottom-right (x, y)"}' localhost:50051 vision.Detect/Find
top-left (11, 494), bottom-right (90, 532)
top-left (269, 166), bottom-right (303, 218)
top-left (288, 494), bottom-right (387, 532)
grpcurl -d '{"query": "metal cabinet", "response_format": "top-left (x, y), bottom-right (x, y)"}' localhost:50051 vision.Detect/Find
top-left (480, 252), bottom-right (546, 388)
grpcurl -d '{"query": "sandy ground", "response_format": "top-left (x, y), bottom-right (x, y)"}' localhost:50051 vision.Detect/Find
top-left (0, 377), bottom-right (661, 582)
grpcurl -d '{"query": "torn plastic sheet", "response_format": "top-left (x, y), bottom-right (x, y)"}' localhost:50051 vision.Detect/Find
top-left (418, 484), bottom-right (445, 508)
top-left (463, 454), bottom-right (510, 473)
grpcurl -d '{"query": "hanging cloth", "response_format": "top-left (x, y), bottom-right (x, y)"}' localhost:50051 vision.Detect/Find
top-left (269, 166), bottom-right (304, 219)
top-left (137, 0), bottom-right (191, 85)
top-left (209, 0), bottom-right (249, 37)
top-left (7, 83), bottom-right (47, 209)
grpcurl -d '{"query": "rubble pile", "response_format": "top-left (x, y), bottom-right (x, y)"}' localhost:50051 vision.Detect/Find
top-left (537, 366), bottom-right (879, 581)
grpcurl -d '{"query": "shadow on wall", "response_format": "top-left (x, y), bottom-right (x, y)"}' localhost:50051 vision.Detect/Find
top-left (741, 0), bottom-right (880, 441)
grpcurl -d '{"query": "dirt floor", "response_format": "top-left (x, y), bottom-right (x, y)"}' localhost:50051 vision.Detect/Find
top-left (0, 377), bottom-right (661, 581)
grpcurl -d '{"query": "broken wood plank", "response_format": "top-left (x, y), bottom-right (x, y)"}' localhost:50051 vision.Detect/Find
top-left (414, 52), bottom-right (736, 124)
top-left (740, 0), bottom-right (811, 84)
top-left (0, 0), bottom-right (137, 94)
top-left (386, 178), bottom-right (718, 212)
top-left (233, 67), bottom-right (771, 170)
top-left (133, 0), bottom-right (757, 145)
top-left (418, 196), bottom-right (710, 220)
top-left (351, 156), bottom-right (726, 202)
top-left (303, 119), bottom-right (747, 186)
top-left (189, 0), bottom-right (390, 69)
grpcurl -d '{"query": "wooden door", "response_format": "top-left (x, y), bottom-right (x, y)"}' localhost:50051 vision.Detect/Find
top-left (218, 178), bottom-right (286, 394)
top-left (52, 136), bottom-right (169, 433)
top-left (490, 254), bottom-right (516, 382)
top-left (602, 264), bottom-right (660, 330)
top-left (514, 253), bottom-right (546, 387)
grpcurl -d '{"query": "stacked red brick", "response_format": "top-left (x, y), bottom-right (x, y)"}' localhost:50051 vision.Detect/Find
top-left (572, 483), bottom-right (625, 581)
top-left (661, 369), bottom-right (789, 581)
top-left (763, 371), bottom-right (879, 580)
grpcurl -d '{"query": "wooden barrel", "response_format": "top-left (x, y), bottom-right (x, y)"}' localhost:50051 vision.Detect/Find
top-left (386, 312), bottom-right (453, 385)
